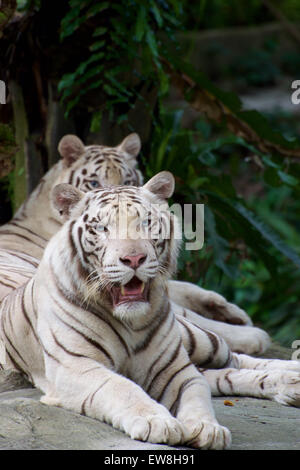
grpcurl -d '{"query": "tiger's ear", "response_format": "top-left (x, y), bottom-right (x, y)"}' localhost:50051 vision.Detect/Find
top-left (58, 135), bottom-right (85, 167)
top-left (143, 171), bottom-right (175, 200)
top-left (117, 133), bottom-right (141, 159)
top-left (51, 183), bottom-right (84, 221)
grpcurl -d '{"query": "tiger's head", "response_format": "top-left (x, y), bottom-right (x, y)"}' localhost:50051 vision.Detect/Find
top-left (51, 172), bottom-right (180, 322)
top-left (55, 132), bottom-right (143, 192)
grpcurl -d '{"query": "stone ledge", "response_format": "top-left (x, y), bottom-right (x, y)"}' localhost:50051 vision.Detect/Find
top-left (0, 342), bottom-right (299, 450)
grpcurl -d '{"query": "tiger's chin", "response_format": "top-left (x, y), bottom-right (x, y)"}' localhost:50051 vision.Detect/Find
top-left (113, 301), bottom-right (151, 322)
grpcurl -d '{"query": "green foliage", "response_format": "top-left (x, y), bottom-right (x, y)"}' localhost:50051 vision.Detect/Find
top-left (147, 108), bottom-right (300, 345)
top-left (58, 0), bottom-right (182, 126)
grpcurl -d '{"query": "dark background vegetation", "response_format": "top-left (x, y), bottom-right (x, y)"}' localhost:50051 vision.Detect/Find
top-left (0, 0), bottom-right (300, 345)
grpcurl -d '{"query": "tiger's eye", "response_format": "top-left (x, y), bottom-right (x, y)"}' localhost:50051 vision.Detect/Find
top-left (141, 218), bottom-right (150, 227)
top-left (90, 180), bottom-right (100, 188)
top-left (97, 224), bottom-right (107, 232)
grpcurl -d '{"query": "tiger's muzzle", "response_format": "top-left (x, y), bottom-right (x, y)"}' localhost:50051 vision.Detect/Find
top-left (109, 276), bottom-right (150, 307)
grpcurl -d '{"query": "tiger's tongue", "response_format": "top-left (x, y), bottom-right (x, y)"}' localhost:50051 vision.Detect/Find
top-left (111, 276), bottom-right (146, 306)
top-left (122, 276), bottom-right (144, 295)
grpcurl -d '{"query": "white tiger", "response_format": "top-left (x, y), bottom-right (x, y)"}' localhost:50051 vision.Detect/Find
top-left (0, 173), bottom-right (299, 449)
top-left (0, 133), bottom-right (267, 355)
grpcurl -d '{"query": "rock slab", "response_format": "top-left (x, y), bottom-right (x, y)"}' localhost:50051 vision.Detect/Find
top-left (0, 343), bottom-right (299, 450)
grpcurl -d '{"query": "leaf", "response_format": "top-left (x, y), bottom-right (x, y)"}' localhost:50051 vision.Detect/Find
top-left (146, 29), bottom-right (159, 58)
top-left (277, 170), bottom-right (299, 187)
top-left (135, 5), bottom-right (147, 42)
top-left (89, 40), bottom-right (106, 52)
top-left (93, 26), bottom-right (107, 37)
top-left (233, 202), bottom-right (300, 269)
top-left (90, 110), bottom-right (102, 133)
top-left (262, 154), bottom-right (281, 169)
top-left (87, 2), bottom-right (109, 17)
top-left (198, 150), bottom-right (216, 167)
top-left (151, 3), bottom-right (163, 27)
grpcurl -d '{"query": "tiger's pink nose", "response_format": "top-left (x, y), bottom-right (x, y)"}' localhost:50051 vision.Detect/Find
top-left (120, 253), bottom-right (147, 269)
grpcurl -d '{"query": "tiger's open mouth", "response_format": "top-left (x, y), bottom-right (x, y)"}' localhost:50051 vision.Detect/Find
top-left (110, 276), bottom-right (149, 306)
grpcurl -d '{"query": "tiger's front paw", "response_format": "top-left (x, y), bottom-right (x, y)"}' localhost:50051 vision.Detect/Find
top-left (229, 326), bottom-right (270, 355)
top-left (203, 292), bottom-right (252, 326)
top-left (184, 419), bottom-right (231, 450)
top-left (265, 371), bottom-right (300, 407)
top-left (126, 414), bottom-right (185, 445)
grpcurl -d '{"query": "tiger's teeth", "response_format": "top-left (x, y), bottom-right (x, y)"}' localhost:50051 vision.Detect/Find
top-left (121, 286), bottom-right (125, 295)
top-left (141, 282), bottom-right (145, 293)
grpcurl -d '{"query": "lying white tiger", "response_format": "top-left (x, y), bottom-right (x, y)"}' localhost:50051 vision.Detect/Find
top-left (0, 173), bottom-right (299, 449)
top-left (0, 133), bottom-right (268, 355)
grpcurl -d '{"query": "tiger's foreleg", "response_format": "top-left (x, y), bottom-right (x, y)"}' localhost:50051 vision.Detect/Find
top-left (153, 343), bottom-right (232, 450)
top-left (40, 357), bottom-right (186, 446)
top-left (200, 366), bottom-right (300, 407)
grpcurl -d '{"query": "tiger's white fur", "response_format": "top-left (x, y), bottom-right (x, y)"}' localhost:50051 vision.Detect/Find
top-left (0, 133), bottom-right (268, 355)
top-left (0, 173), bottom-right (299, 449)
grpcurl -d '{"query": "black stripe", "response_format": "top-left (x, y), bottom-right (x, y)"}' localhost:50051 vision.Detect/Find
top-left (224, 370), bottom-right (234, 392)
top-left (9, 222), bottom-right (48, 242)
top-left (49, 308), bottom-right (115, 368)
top-left (20, 287), bottom-right (39, 343)
top-left (42, 345), bottom-right (61, 364)
top-left (176, 317), bottom-right (196, 358)
top-left (51, 329), bottom-right (88, 358)
top-left (216, 377), bottom-right (222, 394)
top-left (77, 226), bottom-right (89, 265)
top-left (81, 378), bottom-right (111, 415)
top-left (0, 230), bottom-right (44, 249)
top-left (0, 279), bottom-right (15, 289)
top-left (5, 349), bottom-right (23, 373)
top-left (68, 170), bottom-right (75, 184)
top-left (147, 340), bottom-right (182, 395)
top-left (156, 362), bottom-right (193, 403)
top-left (170, 377), bottom-right (201, 416)
top-left (3, 251), bottom-right (38, 268)
top-left (205, 330), bottom-right (219, 355)
top-left (133, 302), bottom-right (171, 353)
top-left (143, 338), bottom-right (174, 389)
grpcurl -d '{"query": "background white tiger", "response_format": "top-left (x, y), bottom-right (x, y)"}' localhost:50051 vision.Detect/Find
top-left (0, 173), bottom-right (299, 449)
top-left (0, 133), bottom-right (269, 355)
